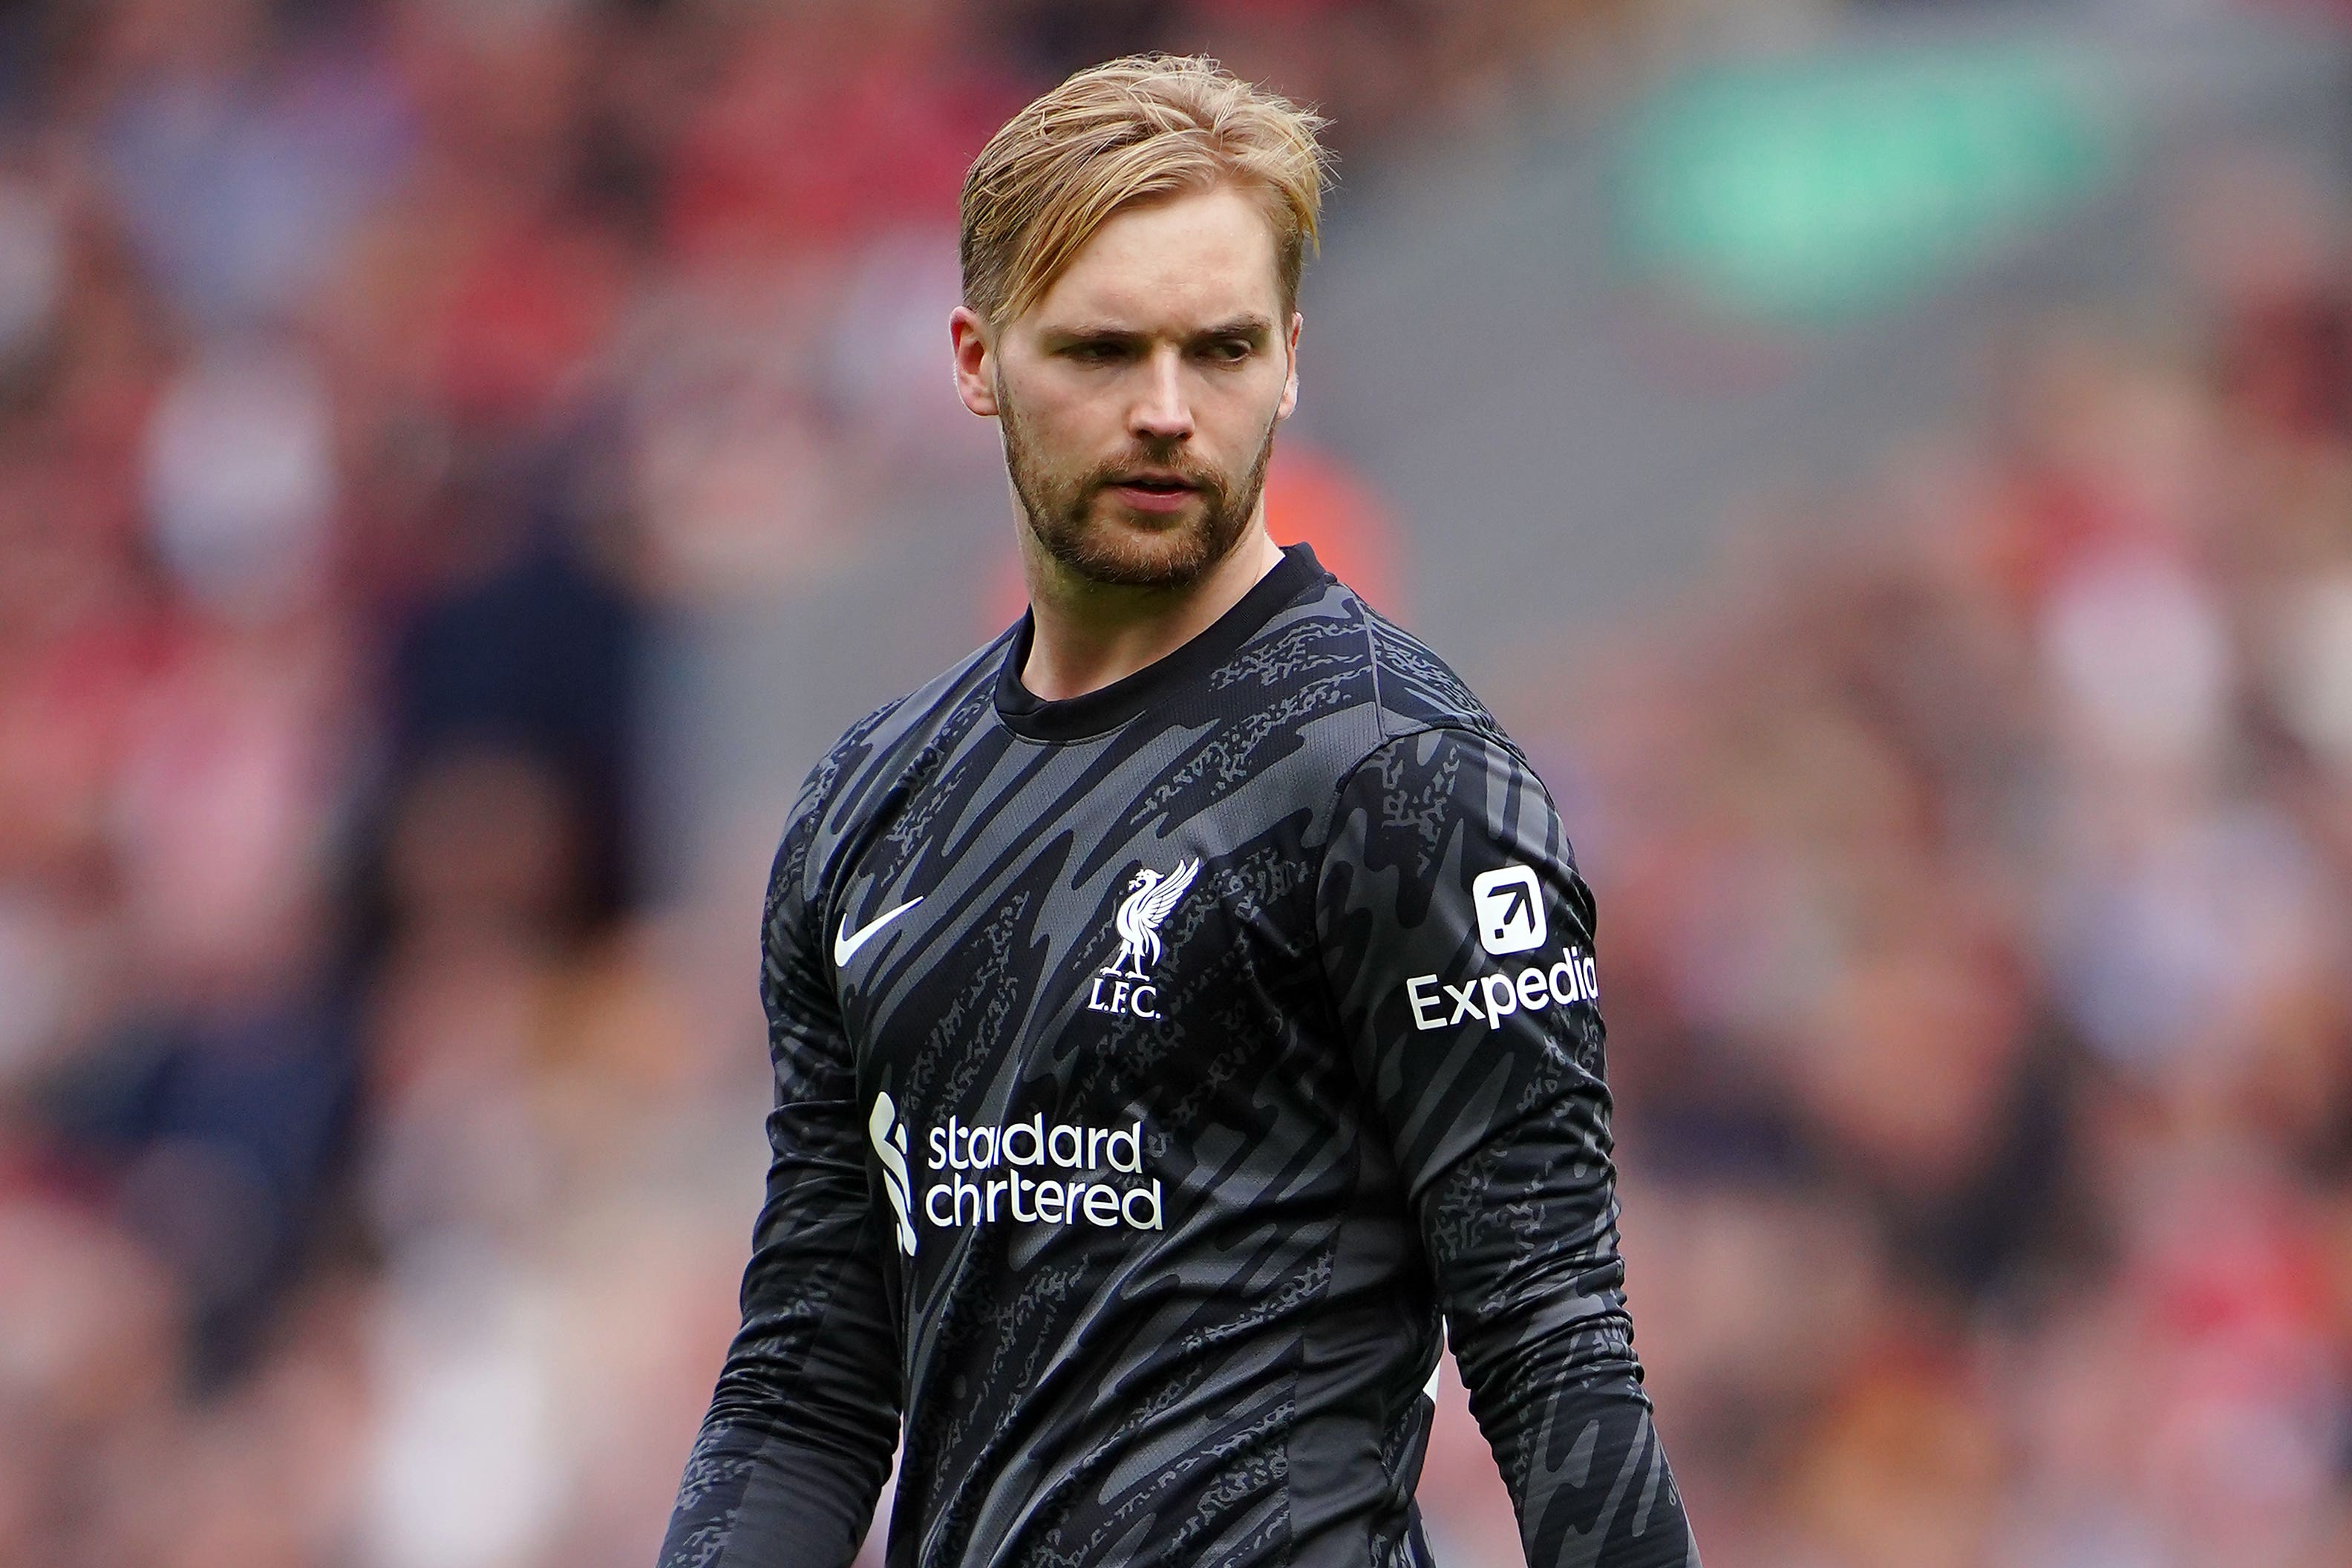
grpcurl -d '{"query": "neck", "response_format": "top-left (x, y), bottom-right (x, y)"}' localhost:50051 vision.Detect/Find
top-left (1018, 522), bottom-right (1285, 702)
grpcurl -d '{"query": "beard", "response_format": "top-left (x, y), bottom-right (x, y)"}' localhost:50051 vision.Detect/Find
top-left (998, 373), bottom-right (1278, 589)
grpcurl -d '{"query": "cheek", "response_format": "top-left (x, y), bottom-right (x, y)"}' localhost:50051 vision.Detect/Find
top-left (1010, 380), bottom-right (1117, 454)
top-left (1198, 376), bottom-right (1288, 451)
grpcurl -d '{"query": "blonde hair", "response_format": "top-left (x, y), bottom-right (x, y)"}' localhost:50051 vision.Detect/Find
top-left (959, 54), bottom-right (1333, 330)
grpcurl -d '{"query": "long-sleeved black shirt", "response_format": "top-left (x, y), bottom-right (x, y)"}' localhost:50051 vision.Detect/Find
top-left (659, 544), bottom-right (1698, 1568)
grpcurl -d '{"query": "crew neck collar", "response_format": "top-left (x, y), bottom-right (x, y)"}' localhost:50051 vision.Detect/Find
top-left (993, 542), bottom-right (1330, 743)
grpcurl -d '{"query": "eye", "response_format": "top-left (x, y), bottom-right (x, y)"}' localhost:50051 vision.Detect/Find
top-left (1201, 339), bottom-right (1252, 362)
top-left (1067, 340), bottom-right (1127, 363)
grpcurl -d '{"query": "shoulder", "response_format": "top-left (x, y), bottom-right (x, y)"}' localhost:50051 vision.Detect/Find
top-left (1358, 604), bottom-right (1513, 753)
top-left (1300, 581), bottom-right (1522, 780)
top-left (1310, 611), bottom-right (1578, 889)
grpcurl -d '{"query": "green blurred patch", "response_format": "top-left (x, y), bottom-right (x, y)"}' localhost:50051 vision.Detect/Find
top-left (1616, 45), bottom-right (2135, 322)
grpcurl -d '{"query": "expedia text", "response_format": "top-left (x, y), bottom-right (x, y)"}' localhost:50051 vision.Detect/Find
top-left (1406, 944), bottom-right (1597, 1032)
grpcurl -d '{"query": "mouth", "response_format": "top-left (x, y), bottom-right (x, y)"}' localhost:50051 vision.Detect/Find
top-left (1102, 471), bottom-right (1203, 516)
top-left (1109, 473), bottom-right (1198, 495)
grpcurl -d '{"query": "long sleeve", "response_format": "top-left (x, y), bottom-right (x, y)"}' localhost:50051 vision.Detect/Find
top-left (659, 769), bottom-right (903, 1568)
top-left (1316, 726), bottom-right (1699, 1568)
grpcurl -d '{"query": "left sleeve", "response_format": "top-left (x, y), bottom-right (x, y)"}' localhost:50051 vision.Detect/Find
top-left (1316, 725), bottom-right (1699, 1568)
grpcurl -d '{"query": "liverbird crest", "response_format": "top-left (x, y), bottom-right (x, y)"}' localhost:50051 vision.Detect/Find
top-left (1105, 858), bottom-right (1200, 980)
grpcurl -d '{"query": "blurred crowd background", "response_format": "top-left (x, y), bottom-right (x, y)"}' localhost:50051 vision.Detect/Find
top-left (6, 1), bottom-right (2352, 1566)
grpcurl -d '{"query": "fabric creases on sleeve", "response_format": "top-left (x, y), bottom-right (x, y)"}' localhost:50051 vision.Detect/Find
top-left (656, 771), bottom-right (902, 1568)
top-left (1316, 725), bottom-right (1701, 1568)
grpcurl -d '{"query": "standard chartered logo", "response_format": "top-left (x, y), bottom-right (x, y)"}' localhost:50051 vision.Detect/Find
top-left (866, 1095), bottom-right (1165, 1242)
top-left (868, 1091), bottom-right (918, 1255)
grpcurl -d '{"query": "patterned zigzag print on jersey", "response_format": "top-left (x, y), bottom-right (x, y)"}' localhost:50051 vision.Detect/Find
top-left (661, 544), bottom-right (1700, 1568)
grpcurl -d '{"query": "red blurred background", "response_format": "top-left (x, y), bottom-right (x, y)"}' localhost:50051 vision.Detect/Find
top-left (6, 3), bottom-right (2352, 1567)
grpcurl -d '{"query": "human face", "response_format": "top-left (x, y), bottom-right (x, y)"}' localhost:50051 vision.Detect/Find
top-left (951, 184), bottom-right (1301, 589)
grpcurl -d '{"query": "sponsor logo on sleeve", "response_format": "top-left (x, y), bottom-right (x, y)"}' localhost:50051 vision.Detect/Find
top-left (1471, 864), bottom-right (1546, 955)
top-left (1404, 945), bottom-right (1598, 1032)
top-left (1402, 863), bottom-right (1598, 1033)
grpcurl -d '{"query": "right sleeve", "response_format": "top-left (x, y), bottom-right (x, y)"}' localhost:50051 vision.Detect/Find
top-left (1315, 728), bottom-right (1698, 1567)
top-left (658, 770), bottom-right (902, 1568)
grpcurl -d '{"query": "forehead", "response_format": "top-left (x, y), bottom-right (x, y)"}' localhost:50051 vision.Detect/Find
top-left (1025, 184), bottom-right (1284, 333)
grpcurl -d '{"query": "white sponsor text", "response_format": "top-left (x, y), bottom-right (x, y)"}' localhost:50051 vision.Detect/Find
top-left (1405, 944), bottom-right (1598, 1032)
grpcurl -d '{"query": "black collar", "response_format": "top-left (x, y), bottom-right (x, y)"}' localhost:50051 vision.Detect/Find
top-left (993, 543), bottom-right (1330, 742)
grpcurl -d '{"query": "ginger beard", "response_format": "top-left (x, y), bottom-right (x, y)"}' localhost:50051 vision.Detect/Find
top-left (997, 368), bottom-right (1279, 589)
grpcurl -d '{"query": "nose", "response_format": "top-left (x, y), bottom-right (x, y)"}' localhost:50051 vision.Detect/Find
top-left (1130, 344), bottom-right (1193, 443)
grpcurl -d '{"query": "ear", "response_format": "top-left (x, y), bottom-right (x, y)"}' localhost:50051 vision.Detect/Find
top-left (950, 305), bottom-right (998, 416)
top-left (1275, 310), bottom-right (1301, 422)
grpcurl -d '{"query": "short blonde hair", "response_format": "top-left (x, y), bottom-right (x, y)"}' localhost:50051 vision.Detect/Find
top-left (959, 54), bottom-right (1333, 330)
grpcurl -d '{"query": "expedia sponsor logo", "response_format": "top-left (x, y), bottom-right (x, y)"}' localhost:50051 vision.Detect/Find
top-left (912, 1111), bottom-right (1163, 1232)
top-left (1471, 864), bottom-right (1546, 956)
top-left (1405, 945), bottom-right (1598, 1033)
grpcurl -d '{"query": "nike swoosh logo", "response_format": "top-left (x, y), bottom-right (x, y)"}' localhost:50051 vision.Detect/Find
top-left (834, 897), bottom-right (924, 968)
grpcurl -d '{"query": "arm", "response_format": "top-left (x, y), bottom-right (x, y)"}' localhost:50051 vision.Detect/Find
top-left (659, 777), bottom-right (901, 1568)
top-left (1317, 727), bottom-right (1699, 1568)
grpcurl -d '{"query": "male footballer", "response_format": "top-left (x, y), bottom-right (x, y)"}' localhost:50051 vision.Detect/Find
top-left (659, 53), bottom-right (1699, 1568)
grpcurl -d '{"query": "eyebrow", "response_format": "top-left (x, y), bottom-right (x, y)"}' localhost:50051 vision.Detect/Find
top-left (1042, 316), bottom-right (1276, 346)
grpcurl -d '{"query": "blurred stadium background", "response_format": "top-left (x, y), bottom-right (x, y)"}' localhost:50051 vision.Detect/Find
top-left (7, 1), bottom-right (2352, 1564)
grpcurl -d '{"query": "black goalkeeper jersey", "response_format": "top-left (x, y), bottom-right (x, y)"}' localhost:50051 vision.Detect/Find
top-left (659, 544), bottom-right (1698, 1568)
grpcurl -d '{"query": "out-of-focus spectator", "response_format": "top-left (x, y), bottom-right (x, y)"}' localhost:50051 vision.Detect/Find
top-left (7, 4), bottom-right (2352, 1566)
